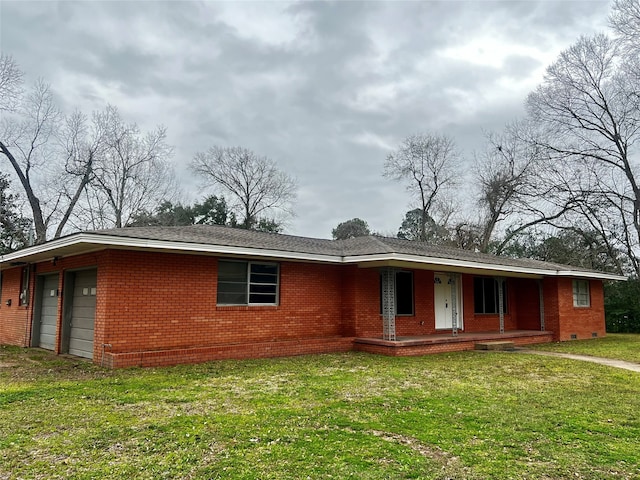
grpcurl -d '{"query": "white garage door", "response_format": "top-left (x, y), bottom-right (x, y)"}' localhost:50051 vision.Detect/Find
top-left (38, 275), bottom-right (59, 350)
top-left (69, 270), bottom-right (97, 359)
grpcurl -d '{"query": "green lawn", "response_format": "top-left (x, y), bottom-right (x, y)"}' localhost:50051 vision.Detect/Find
top-left (1, 344), bottom-right (639, 479)
top-left (529, 333), bottom-right (640, 363)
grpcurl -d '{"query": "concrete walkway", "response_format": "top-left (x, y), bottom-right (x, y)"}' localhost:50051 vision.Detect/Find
top-left (518, 349), bottom-right (640, 372)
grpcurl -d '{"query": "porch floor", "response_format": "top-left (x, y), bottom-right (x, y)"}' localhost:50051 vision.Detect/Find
top-left (353, 330), bottom-right (554, 356)
top-left (356, 330), bottom-right (552, 347)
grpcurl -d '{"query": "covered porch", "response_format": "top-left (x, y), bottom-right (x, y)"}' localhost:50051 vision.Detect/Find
top-left (354, 330), bottom-right (554, 357)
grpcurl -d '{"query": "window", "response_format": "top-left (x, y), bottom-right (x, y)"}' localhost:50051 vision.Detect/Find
top-left (573, 280), bottom-right (590, 307)
top-left (474, 277), bottom-right (507, 314)
top-left (380, 271), bottom-right (414, 316)
top-left (217, 260), bottom-right (279, 305)
top-left (19, 267), bottom-right (29, 306)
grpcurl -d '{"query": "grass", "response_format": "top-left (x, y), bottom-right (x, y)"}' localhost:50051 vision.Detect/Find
top-left (1, 342), bottom-right (639, 479)
top-left (529, 333), bottom-right (640, 363)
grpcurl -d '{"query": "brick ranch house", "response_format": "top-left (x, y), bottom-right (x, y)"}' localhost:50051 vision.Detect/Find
top-left (0, 225), bottom-right (625, 368)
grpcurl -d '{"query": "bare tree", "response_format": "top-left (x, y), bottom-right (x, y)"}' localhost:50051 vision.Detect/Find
top-left (610, 0), bottom-right (640, 49)
top-left (384, 133), bottom-right (460, 242)
top-left (473, 125), bottom-right (544, 252)
top-left (0, 54), bottom-right (23, 111)
top-left (82, 105), bottom-right (175, 229)
top-left (526, 33), bottom-right (640, 275)
top-left (0, 79), bottom-right (61, 243)
top-left (191, 146), bottom-right (297, 229)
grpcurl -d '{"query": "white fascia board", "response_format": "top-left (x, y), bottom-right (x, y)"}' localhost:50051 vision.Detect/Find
top-left (0, 233), bottom-right (344, 265)
top-left (344, 253), bottom-right (627, 280)
top-left (556, 270), bottom-right (627, 281)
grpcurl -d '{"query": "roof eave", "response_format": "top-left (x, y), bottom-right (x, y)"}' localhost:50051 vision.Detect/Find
top-left (0, 233), bottom-right (344, 267)
top-left (0, 233), bottom-right (627, 281)
top-left (344, 253), bottom-right (628, 281)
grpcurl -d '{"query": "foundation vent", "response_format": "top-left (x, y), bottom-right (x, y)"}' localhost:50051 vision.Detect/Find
top-left (592, 332), bottom-right (598, 338)
top-left (571, 334), bottom-right (577, 340)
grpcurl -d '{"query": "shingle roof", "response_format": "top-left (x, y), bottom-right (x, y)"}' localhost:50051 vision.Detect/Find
top-left (88, 225), bottom-right (611, 276)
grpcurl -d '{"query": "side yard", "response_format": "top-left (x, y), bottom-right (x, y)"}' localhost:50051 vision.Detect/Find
top-left (529, 333), bottom-right (640, 363)
top-left (1, 340), bottom-right (639, 479)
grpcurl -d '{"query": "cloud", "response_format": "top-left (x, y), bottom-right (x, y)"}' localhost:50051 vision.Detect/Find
top-left (0, 0), bottom-right (610, 238)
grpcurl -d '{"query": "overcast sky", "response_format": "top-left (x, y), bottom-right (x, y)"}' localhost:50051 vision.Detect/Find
top-left (0, 0), bottom-right (611, 239)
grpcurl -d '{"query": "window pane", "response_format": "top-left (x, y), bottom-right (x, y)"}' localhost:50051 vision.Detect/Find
top-left (474, 277), bottom-right (506, 314)
top-left (573, 280), bottom-right (590, 307)
top-left (249, 293), bottom-right (277, 304)
top-left (474, 278), bottom-right (484, 313)
top-left (250, 284), bottom-right (277, 294)
top-left (218, 292), bottom-right (248, 304)
top-left (217, 282), bottom-right (247, 304)
top-left (218, 261), bottom-right (247, 281)
top-left (484, 279), bottom-right (496, 313)
top-left (251, 264), bottom-right (278, 275)
top-left (395, 271), bottom-right (413, 315)
top-left (249, 263), bottom-right (278, 304)
top-left (218, 261), bottom-right (248, 304)
top-left (250, 272), bottom-right (278, 284)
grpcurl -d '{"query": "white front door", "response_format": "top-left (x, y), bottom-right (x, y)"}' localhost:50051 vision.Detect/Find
top-left (434, 273), bottom-right (462, 330)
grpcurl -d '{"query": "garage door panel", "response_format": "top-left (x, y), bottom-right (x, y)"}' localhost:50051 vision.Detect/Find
top-left (69, 326), bottom-right (93, 341)
top-left (38, 275), bottom-right (59, 351)
top-left (69, 338), bottom-right (94, 357)
top-left (72, 306), bottom-right (96, 318)
top-left (68, 269), bottom-right (97, 360)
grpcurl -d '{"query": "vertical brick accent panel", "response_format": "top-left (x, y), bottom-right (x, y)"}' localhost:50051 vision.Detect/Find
top-left (514, 278), bottom-right (542, 330)
top-left (345, 266), bottom-right (381, 338)
top-left (542, 277), bottom-right (561, 340)
top-left (0, 267), bottom-right (31, 345)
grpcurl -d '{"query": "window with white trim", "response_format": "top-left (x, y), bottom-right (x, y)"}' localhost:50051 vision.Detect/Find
top-left (217, 260), bottom-right (279, 305)
top-left (573, 280), bottom-right (590, 307)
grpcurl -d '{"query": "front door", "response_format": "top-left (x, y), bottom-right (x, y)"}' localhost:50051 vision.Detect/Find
top-left (434, 273), bottom-right (462, 330)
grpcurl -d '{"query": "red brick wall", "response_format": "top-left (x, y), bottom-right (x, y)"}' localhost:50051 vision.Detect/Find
top-left (542, 277), bottom-right (605, 341)
top-left (1, 246), bottom-right (608, 367)
top-left (98, 250), bottom-right (346, 357)
top-left (513, 278), bottom-right (543, 330)
top-left (556, 278), bottom-right (605, 340)
top-left (0, 267), bottom-right (31, 345)
top-left (397, 269), bottom-right (436, 336)
top-left (342, 266), bottom-right (380, 337)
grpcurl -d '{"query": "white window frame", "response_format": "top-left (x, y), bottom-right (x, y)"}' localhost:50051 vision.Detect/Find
top-left (572, 279), bottom-right (590, 307)
top-left (217, 260), bottom-right (279, 306)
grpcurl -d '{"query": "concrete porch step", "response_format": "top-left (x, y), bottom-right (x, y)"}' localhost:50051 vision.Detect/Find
top-left (474, 341), bottom-right (516, 351)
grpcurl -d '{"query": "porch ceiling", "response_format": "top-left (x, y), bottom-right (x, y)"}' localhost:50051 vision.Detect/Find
top-left (352, 259), bottom-right (545, 278)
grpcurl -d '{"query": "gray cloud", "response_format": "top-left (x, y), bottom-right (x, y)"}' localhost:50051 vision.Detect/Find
top-left (0, 0), bottom-right (610, 238)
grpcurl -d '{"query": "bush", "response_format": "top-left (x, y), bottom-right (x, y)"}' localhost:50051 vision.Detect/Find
top-left (605, 279), bottom-right (640, 333)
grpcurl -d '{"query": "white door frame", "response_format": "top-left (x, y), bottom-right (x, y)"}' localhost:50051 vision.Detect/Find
top-left (434, 272), bottom-right (463, 330)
